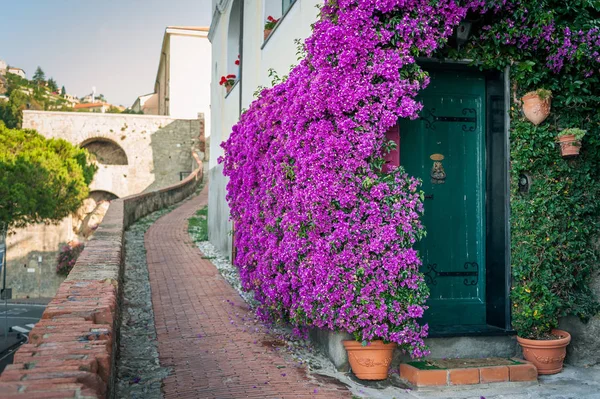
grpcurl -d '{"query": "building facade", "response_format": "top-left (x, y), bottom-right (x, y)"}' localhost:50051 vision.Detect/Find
top-left (208, 0), bottom-right (317, 256)
top-left (155, 26), bottom-right (211, 132)
top-left (131, 92), bottom-right (159, 114)
top-left (7, 67), bottom-right (26, 79)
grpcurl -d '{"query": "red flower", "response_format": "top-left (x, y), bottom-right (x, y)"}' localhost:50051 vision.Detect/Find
top-left (267, 16), bottom-right (275, 22)
top-left (226, 74), bottom-right (236, 79)
top-left (235, 59), bottom-right (240, 65)
top-left (219, 76), bottom-right (227, 85)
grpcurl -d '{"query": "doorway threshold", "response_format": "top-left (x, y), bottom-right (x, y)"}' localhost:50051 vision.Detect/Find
top-left (428, 324), bottom-right (515, 338)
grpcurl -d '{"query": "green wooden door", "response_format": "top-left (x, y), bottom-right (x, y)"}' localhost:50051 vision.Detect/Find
top-left (399, 69), bottom-right (486, 327)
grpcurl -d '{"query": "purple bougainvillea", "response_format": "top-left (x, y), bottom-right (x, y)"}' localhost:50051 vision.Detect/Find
top-left (220, 0), bottom-right (599, 358)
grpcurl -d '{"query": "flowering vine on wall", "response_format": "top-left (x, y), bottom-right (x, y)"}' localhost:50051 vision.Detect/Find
top-left (221, 0), bottom-right (600, 355)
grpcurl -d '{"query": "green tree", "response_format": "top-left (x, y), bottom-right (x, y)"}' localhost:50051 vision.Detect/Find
top-left (0, 90), bottom-right (28, 128)
top-left (106, 105), bottom-right (122, 114)
top-left (61, 86), bottom-right (66, 96)
top-left (0, 124), bottom-right (97, 233)
top-left (47, 78), bottom-right (58, 92)
top-left (32, 66), bottom-right (46, 85)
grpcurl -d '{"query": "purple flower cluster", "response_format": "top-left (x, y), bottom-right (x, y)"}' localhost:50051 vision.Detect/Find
top-left (474, 2), bottom-right (600, 74)
top-left (220, 1), bottom-right (478, 358)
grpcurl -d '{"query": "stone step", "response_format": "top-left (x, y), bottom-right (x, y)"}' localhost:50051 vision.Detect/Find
top-left (399, 357), bottom-right (537, 387)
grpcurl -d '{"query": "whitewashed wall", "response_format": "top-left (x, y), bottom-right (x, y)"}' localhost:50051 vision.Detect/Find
top-left (208, 0), bottom-right (321, 257)
top-left (169, 30), bottom-right (212, 138)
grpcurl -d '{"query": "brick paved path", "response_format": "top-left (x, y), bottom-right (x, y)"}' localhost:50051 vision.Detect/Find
top-left (145, 185), bottom-right (350, 399)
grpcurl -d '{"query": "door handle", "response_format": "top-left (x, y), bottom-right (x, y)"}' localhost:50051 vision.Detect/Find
top-left (425, 194), bottom-right (434, 200)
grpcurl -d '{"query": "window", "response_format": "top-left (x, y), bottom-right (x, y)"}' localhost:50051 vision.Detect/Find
top-left (282, 0), bottom-right (296, 14)
top-left (227, 0), bottom-right (242, 80)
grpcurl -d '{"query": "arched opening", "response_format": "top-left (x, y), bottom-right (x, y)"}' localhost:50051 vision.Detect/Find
top-left (81, 138), bottom-right (128, 165)
top-left (227, 0), bottom-right (242, 80)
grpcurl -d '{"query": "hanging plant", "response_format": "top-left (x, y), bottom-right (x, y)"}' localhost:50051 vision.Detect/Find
top-left (557, 128), bottom-right (586, 157)
top-left (522, 89), bottom-right (552, 126)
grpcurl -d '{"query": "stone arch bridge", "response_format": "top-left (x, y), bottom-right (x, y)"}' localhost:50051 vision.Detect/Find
top-left (23, 110), bottom-right (204, 198)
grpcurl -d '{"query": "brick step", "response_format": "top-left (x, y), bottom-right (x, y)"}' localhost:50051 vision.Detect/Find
top-left (399, 358), bottom-right (538, 387)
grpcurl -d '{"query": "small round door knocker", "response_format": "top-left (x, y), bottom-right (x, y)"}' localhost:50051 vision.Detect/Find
top-left (430, 153), bottom-right (446, 184)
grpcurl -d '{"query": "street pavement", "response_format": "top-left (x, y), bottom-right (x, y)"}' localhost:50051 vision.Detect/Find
top-left (0, 302), bottom-right (46, 372)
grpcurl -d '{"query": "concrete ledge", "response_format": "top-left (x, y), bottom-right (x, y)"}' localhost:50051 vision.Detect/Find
top-left (0, 157), bottom-right (203, 398)
top-left (309, 329), bottom-right (353, 372)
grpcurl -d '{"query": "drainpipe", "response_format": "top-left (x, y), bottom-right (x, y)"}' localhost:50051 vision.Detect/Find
top-left (238, 0), bottom-right (244, 115)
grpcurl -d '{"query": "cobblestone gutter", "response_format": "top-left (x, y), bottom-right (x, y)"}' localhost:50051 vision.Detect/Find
top-left (115, 209), bottom-right (173, 399)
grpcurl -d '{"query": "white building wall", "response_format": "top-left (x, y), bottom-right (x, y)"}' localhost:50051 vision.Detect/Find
top-left (208, 0), bottom-right (320, 257)
top-left (169, 32), bottom-right (212, 139)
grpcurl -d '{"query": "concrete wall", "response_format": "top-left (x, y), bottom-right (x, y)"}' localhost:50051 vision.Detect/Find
top-left (208, 0), bottom-right (320, 257)
top-left (5, 111), bottom-right (204, 299)
top-left (559, 273), bottom-right (600, 367)
top-left (0, 158), bottom-right (203, 398)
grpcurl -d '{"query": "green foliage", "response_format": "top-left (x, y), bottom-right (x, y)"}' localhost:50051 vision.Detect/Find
top-left (107, 105), bottom-right (122, 114)
top-left (559, 128), bottom-right (587, 140)
top-left (121, 108), bottom-right (143, 115)
top-left (188, 206), bottom-right (208, 242)
top-left (0, 124), bottom-right (97, 230)
top-left (47, 78), bottom-right (58, 93)
top-left (0, 90), bottom-right (28, 128)
top-left (61, 86), bottom-right (66, 96)
top-left (0, 73), bottom-right (71, 127)
top-left (32, 66), bottom-right (45, 85)
top-left (449, 0), bottom-right (600, 339)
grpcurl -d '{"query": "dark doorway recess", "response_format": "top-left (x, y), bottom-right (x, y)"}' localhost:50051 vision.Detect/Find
top-left (395, 61), bottom-right (512, 337)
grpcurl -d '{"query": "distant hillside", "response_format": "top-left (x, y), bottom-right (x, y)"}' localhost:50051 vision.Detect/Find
top-left (0, 71), bottom-right (73, 128)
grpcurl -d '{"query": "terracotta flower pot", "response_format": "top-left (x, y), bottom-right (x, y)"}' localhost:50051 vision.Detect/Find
top-left (517, 329), bottom-right (571, 375)
top-left (522, 92), bottom-right (551, 126)
top-left (343, 340), bottom-right (396, 380)
top-left (558, 134), bottom-right (581, 157)
top-left (225, 84), bottom-right (233, 94)
top-left (264, 29), bottom-right (272, 41)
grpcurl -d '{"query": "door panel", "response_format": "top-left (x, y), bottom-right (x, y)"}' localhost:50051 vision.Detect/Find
top-left (400, 69), bottom-right (486, 326)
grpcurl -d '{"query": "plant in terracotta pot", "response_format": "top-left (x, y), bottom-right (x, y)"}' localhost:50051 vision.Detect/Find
top-left (512, 271), bottom-right (572, 374)
top-left (522, 89), bottom-right (552, 126)
top-left (557, 128), bottom-right (586, 157)
top-left (219, 74), bottom-right (236, 93)
top-left (264, 16), bottom-right (279, 40)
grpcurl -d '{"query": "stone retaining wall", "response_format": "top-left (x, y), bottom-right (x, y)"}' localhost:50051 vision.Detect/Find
top-left (0, 155), bottom-right (203, 399)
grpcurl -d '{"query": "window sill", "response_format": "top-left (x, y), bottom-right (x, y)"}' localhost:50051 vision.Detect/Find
top-left (261, 0), bottom-right (298, 50)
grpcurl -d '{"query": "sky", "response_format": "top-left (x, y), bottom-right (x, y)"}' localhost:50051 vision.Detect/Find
top-left (0, 0), bottom-right (212, 106)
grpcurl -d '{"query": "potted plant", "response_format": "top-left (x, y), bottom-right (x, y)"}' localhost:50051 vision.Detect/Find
top-left (557, 128), bottom-right (586, 157)
top-left (522, 89), bottom-right (552, 125)
top-left (512, 283), bottom-right (572, 374)
top-left (264, 16), bottom-right (279, 40)
top-left (219, 74), bottom-right (236, 93)
top-left (343, 339), bottom-right (397, 380)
